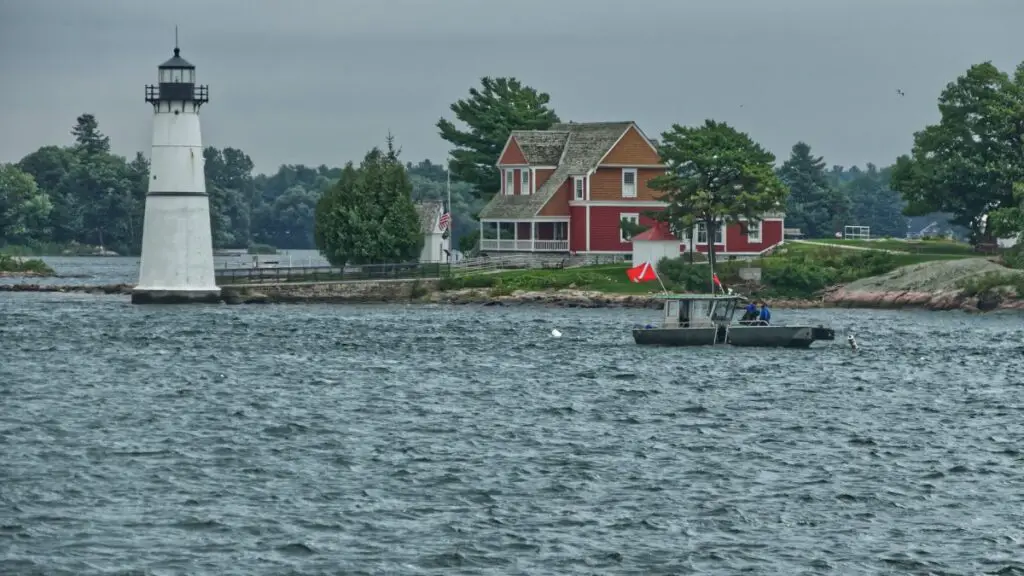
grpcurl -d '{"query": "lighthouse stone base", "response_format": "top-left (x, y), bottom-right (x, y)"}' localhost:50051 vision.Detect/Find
top-left (131, 288), bottom-right (222, 305)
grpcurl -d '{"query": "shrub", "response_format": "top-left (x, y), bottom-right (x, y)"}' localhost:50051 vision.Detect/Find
top-left (1001, 243), bottom-right (1024, 270)
top-left (247, 243), bottom-right (278, 255)
top-left (0, 254), bottom-right (54, 275)
top-left (957, 271), bottom-right (1024, 298)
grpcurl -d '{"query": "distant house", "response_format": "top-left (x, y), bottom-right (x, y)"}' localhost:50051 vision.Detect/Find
top-left (477, 121), bottom-right (784, 257)
top-left (416, 201), bottom-right (450, 263)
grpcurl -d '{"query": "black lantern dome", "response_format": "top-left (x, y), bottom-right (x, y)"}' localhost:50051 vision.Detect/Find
top-left (145, 42), bottom-right (208, 107)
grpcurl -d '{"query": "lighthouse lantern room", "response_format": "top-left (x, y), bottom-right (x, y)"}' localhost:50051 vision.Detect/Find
top-left (133, 38), bottom-right (219, 304)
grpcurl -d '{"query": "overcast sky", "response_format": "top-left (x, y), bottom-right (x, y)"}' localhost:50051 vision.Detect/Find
top-left (1, 0), bottom-right (1022, 175)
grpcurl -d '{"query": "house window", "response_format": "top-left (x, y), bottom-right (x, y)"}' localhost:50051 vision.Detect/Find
top-left (554, 222), bottom-right (568, 240)
top-left (620, 213), bottom-right (639, 243)
top-left (573, 176), bottom-right (585, 201)
top-left (521, 170), bottom-right (530, 195)
top-left (621, 169), bottom-right (637, 198)
top-left (747, 220), bottom-right (762, 243)
top-left (504, 169), bottom-right (514, 195)
top-left (697, 222), bottom-right (724, 244)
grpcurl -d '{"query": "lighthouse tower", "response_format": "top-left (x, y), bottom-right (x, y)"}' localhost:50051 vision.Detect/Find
top-left (132, 41), bottom-right (220, 304)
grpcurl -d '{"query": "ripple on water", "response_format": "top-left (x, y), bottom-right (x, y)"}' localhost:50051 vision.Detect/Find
top-left (2, 294), bottom-right (1024, 574)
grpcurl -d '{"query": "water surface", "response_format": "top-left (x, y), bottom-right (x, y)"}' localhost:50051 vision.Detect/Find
top-left (2, 292), bottom-right (1023, 575)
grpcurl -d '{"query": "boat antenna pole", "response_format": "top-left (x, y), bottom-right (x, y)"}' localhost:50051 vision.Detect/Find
top-left (653, 263), bottom-right (669, 295)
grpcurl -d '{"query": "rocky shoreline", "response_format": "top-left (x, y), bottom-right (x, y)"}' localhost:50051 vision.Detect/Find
top-left (4, 281), bottom-right (1022, 312)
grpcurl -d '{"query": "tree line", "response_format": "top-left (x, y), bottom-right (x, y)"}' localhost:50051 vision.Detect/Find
top-left (4, 59), bottom-right (1021, 261)
top-left (0, 114), bottom-right (484, 257)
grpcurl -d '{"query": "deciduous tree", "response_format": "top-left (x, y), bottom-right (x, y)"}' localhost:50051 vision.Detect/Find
top-left (891, 61), bottom-right (1024, 244)
top-left (648, 120), bottom-right (788, 282)
top-left (0, 164), bottom-right (52, 243)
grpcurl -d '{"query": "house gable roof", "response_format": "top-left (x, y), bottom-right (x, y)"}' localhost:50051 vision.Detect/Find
top-left (632, 222), bottom-right (678, 242)
top-left (480, 121), bottom-right (634, 220)
top-left (497, 136), bottom-right (529, 165)
top-left (415, 201), bottom-right (443, 234)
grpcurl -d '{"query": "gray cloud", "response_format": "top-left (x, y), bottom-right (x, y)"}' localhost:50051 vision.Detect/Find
top-left (1, 0), bottom-right (1022, 174)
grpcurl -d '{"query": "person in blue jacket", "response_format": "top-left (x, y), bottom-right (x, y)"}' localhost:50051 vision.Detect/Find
top-left (740, 301), bottom-right (759, 324)
top-left (757, 300), bottom-right (771, 325)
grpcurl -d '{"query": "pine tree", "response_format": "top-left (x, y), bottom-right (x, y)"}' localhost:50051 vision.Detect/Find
top-left (438, 77), bottom-right (559, 199)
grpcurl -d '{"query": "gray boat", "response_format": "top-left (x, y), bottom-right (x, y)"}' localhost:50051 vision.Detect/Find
top-left (632, 294), bottom-right (835, 348)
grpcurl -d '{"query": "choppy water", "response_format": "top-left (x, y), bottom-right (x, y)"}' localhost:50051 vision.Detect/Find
top-left (0, 250), bottom-right (328, 287)
top-left (2, 290), bottom-right (1024, 575)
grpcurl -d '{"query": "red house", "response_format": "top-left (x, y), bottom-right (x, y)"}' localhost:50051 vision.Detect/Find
top-left (477, 121), bottom-right (785, 257)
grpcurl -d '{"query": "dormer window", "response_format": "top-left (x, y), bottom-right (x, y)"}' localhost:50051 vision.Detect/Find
top-left (521, 170), bottom-right (530, 195)
top-left (573, 176), bottom-right (585, 200)
top-left (505, 169), bottom-right (514, 195)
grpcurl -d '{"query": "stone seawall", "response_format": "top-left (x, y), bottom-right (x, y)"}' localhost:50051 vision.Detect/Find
top-left (219, 278), bottom-right (440, 304)
top-left (4, 280), bottom-right (1022, 313)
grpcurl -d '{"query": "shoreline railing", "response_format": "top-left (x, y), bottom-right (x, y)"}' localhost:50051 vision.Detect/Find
top-left (215, 262), bottom-right (448, 285)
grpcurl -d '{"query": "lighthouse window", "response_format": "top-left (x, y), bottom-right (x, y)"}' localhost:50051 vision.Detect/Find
top-left (159, 69), bottom-right (172, 83)
top-left (183, 69), bottom-right (195, 83)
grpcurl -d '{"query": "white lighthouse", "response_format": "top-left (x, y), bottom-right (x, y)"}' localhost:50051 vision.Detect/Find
top-left (132, 41), bottom-right (220, 304)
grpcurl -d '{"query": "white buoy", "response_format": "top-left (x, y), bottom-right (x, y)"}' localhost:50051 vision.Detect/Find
top-left (133, 36), bottom-right (220, 305)
top-left (551, 329), bottom-right (562, 338)
top-left (847, 334), bottom-right (858, 351)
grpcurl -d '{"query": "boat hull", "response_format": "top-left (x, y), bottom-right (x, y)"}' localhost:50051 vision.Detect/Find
top-left (632, 327), bottom-right (723, 346)
top-left (727, 325), bottom-right (835, 348)
top-left (632, 325), bottom-right (834, 348)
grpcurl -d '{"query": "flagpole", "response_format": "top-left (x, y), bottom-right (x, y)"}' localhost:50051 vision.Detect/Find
top-left (446, 157), bottom-right (453, 262)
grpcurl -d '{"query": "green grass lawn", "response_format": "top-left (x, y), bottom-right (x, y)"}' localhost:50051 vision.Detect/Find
top-left (804, 237), bottom-right (976, 256)
top-left (442, 241), bottom-right (991, 299)
top-left (442, 263), bottom-right (659, 295)
top-left (780, 241), bottom-right (972, 264)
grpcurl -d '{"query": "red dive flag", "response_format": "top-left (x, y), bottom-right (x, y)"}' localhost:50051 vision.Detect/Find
top-left (713, 273), bottom-right (723, 289)
top-left (438, 212), bottom-right (451, 231)
top-left (627, 262), bottom-right (658, 283)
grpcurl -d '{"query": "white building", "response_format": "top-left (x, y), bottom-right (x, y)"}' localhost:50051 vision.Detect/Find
top-left (132, 42), bottom-right (219, 304)
top-left (416, 201), bottom-right (451, 263)
top-left (631, 222), bottom-right (679, 268)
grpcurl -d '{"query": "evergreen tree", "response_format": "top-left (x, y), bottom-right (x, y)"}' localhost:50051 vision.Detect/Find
top-left (778, 142), bottom-right (850, 238)
top-left (314, 136), bottom-right (423, 266)
top-left (71, 113), bottom-right (110, 156)
top-left (438, 77), bottom-right (560, 199)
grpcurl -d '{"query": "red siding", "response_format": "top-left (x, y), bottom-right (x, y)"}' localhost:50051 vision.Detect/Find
top-left (567, 210), bottom-right (785, 255)
top-left (539, 179), bottom-right (571, 216)
top-left (569, 206), bottom-right (587, 252)
top-left (498, 137), bottom-right (527, 165)
top-left (514, 169), bottom-right (521, 195)
top-left (725, 220), bottom-right (783, 252)
top-left (691, 220), bottom-right (784, 254)
top-left (588, 206), bottom-right (661, 252)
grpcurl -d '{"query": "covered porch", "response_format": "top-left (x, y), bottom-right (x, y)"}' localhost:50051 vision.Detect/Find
top-left (479, 219), bottom-right (570, 252)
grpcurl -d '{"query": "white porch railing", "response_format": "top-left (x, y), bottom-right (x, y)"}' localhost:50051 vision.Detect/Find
top-left (480, 239), bottom-right (569, 252)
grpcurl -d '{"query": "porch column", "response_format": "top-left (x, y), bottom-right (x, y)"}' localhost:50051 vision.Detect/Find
top-left (513, 223), bottom-right (518, 247)
top-left (479, 220), bottom-right (484, 251)
top-left (531, 222), bottom-right (536, 252)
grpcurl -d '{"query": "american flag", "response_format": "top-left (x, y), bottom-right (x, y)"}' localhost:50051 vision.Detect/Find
top-left (438, 212), bottom-right (451, 231)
